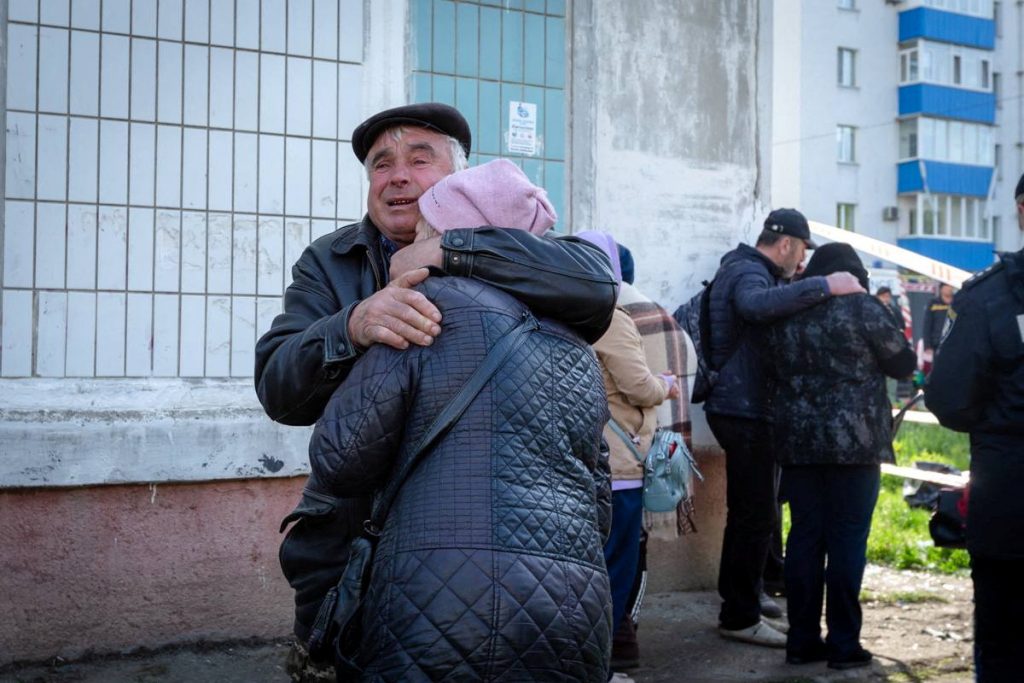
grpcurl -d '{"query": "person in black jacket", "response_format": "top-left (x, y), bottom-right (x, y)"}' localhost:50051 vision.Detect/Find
top-left (258, 103), bottom-right (618, 680)
top-left (307, 161), bottom-right (613, 681)
top-left (919, 283), bottom-right (954, 373)
top-left (766, 243), bottom-right (916, 670)
top-left (926, 173), bottom-right (1024, 683)
top-left (704, 209), bottom-right (865, 647)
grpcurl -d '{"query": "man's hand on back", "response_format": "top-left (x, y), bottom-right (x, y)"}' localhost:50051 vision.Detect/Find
top-left (825, 272), bottom-right (866, 296)
top-left (347, 268), bottom-right (442, 350)
top-left (390, 236), bottom-right (444, 281)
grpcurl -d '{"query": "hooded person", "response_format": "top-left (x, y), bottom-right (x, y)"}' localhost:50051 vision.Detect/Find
top-left (764, 242), bottom-right (915, 670)
top-left (575, 231), bottom-right (678, 673)
top-left (304, 159), bottom-right (614, 682)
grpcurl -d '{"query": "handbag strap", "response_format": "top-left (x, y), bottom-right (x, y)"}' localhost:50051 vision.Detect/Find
top-left (365, 312), bottom-right (539, 536)
top-left (607, 417), bottom-right (646, 464)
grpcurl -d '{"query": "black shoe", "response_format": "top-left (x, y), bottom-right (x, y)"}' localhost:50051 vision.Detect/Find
top-left (759, 592), bottom-right (783, 619)
top-left (828, 647), bottom-right (873, 670)
top-left (786, 642), bottom-right (827, 665)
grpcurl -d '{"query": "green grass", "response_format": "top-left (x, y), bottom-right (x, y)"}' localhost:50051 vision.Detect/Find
top-left (869, 422), bottom-right (970, 573)
top-left (782, 423), bottom-right (972, 574)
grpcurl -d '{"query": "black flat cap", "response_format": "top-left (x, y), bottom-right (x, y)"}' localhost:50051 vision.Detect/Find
top-left (351, 103), bottom-right (472, 163)
top-left (764, 208), bottom-right (818, 249)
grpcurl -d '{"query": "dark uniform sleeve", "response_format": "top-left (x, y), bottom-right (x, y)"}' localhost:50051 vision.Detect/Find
top-left (926, 291), bottom-right (993, 432)
top-left (441, 228), bottom-right (618, 343)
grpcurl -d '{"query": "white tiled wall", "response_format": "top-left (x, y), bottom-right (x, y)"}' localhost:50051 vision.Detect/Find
top-left (1, 0), bottom-right (366, 378)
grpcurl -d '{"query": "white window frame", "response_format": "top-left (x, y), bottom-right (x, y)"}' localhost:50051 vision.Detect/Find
top-left (837, 125), bottom-right (856, 163)
top-left (836, 203), bottom-right (856, 231)
top-left (838, 48), bottom-right (857, 87)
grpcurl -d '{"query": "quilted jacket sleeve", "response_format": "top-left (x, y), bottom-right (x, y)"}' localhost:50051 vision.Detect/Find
top-left (306, 344), bottom-right (415, 498)
top-left (732, 268), bottom-right (830, 324)
top-left (441, 228), bottom-right (618, 343)
top-left (254, 248), bottom-right (363, 426)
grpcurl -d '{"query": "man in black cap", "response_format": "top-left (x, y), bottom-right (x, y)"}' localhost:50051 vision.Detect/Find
top-left (255, 103), bottom-right (618, 679)
top-left (255, 102), bottom-right (616, 425)
top-left (703, 208), bottom-right (865, 647)
top-left (926, 174), bottom-right (1024, 682)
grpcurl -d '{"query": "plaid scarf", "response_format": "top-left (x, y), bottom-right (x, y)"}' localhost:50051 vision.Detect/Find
top-left (618, 283), bottom-right (697, 536)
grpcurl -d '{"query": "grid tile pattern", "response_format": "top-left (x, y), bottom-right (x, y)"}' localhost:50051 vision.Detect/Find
top-left (410, 0), bottom-right (567, 222)
top-left (2, 0), bottom-right (366, 378)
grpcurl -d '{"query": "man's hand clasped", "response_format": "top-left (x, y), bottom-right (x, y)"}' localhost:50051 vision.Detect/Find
top-left (347, 268), bottom-right (442, 350)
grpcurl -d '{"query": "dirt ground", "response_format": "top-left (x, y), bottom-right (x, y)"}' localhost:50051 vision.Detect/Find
top-left (0, 564), bottom-right (974, 683)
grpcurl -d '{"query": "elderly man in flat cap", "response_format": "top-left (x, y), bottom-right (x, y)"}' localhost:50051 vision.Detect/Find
top-left (255, 103), bottom-right (618, 681)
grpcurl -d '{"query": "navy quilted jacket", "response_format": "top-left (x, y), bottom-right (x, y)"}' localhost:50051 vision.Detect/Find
top-left (308, 275), bottom-right (612, 682)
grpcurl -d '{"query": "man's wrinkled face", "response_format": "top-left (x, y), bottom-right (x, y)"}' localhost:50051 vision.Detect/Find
top-left (366, 128), bottom-right (454, 246)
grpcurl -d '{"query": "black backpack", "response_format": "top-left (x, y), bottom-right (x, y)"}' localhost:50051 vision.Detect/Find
top-left (673, 279), bottom-right (718, 404)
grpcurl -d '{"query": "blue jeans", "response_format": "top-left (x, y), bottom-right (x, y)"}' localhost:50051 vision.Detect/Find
top-left (782, 465), bottom-right (879, 657)
top-left (603, 488), bottom-right (644, 630)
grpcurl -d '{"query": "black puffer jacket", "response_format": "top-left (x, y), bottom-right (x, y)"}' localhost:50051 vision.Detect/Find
top-left (766, 294), bottom-right (916, 466)
top-left (704, 243), bottom-right (831, 420)
top-left (254, 217), bottom-right (617, 426)
top-left (308, 275), bottom-right (612, 682)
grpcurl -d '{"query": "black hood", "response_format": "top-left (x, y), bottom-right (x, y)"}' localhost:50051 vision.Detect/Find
top-left (801, 242), bottom-right (868, 290)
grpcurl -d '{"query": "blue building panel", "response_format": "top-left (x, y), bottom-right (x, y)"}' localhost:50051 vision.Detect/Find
top-left (897, 237), bottom-right (996, 272)
top-left (897, 161), bottom-right (992, 197)
top-left (899, 7), bottom-right (995, 49)
top-left (898, 84), bottom-right (995, 124)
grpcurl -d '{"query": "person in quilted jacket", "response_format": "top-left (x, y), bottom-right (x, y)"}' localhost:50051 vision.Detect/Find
top-left (765, 243), bottom-right (915, 670)
top-left (576, 231), bottom-right (679, 675)
top-left (307, 160), bottom-right (614, 682)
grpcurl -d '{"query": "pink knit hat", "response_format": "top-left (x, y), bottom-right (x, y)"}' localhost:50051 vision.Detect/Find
top-left (418, 159), bottom-right (557, 235)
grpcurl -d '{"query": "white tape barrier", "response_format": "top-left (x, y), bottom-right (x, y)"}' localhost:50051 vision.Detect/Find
top-left (808, 221), bottom-right (973, 288)
top-left (880, 463), bottom-right (969, 486)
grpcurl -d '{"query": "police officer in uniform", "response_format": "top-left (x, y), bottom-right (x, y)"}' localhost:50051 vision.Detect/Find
top-left (925, 173), bottom-right (1024, 683)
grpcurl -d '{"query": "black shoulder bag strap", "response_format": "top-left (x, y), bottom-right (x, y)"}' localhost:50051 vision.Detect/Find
top-left (366, 311), bottom-right (540, 535)
top-left (323, 312), bottom-right (540, 674)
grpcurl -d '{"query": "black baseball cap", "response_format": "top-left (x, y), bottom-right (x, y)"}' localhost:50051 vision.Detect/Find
top-left (351, 103), bottom-right (472, 164)
top-left (764, 208), bottom-right (818, 249)
top-left (1015, 172), bottom-right (1024, 202)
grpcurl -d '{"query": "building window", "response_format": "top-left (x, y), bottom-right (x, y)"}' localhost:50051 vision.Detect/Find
top-left (837, 203), bottom-right (856, 231)
top-left (995, 143), bottom-right (1002, 179)
top-left (838, 48), bottom-right (856, 87)
top-left (993, 72), bottom-right (1001, 107)
top-left (913, 117), bottom-right (993, 165)
top-left (838, 0), bottom-right (856, 8)
top-left (908, 40), bottom-right (993, 91)
top-left (899, 119), bottom-right (918, 159)
top-left (411, 1), bottom-right (568, 222)
top-left (837, 125), bottom-right (856, 163)
top-left (994, 1), bottom-right (1002, 36)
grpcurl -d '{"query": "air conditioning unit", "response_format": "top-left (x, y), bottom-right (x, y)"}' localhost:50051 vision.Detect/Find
top-left (882, 206), bottom-right (899, 221)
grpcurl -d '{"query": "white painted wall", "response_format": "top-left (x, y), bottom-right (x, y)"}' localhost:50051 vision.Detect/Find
top-left (570, 0), bottom-right (771, 448)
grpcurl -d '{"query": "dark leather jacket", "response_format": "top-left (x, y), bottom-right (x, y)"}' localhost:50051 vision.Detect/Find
top-left (703, 243), bottom-right (830, 421)
top-left (254, 216), bottom-right (618, 426)
top-left (308, 276), bottom-right (612, 681)
top-left (927, 250), bottom-right (1024, 558)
